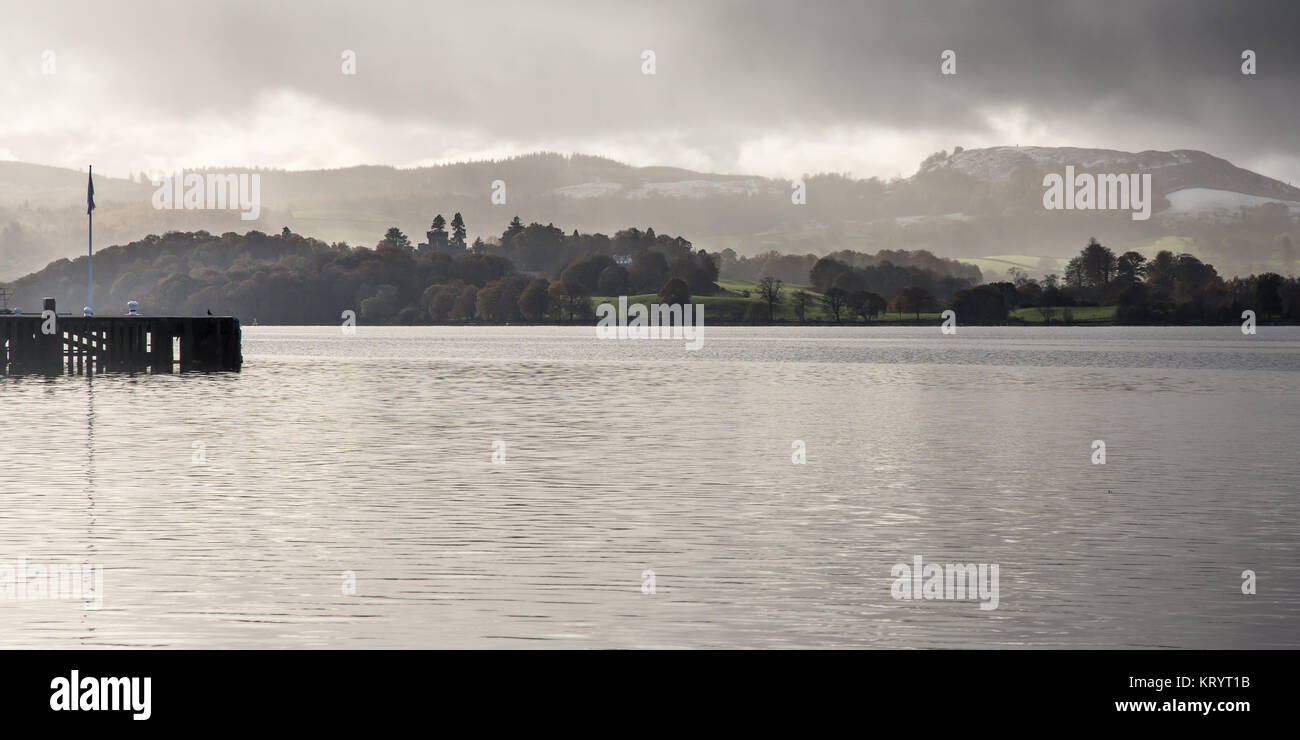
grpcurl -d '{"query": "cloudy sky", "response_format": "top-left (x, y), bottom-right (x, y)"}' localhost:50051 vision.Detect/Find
top-left (2, 0), bottom-right (1297, 183)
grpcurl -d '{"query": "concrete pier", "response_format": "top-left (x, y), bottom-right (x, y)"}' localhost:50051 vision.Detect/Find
top-left (0, 307), bottom-right (242, 375)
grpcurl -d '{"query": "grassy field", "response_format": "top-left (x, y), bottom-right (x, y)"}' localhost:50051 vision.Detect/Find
top-left (597, 279), bottom-right (830, 321)
top-left (597, 280), bottom-right (964, 323)
top-left (960, 254), bottom-right (1069, 279)
top-left (960, 240), bottom-right (1207, 281)
top-left (593, 279), bottom-right (1121, 324)
top-left (716, 279), bottom-right (1105, 323)
top-left (1010, 305), bottom-right (1116, 323)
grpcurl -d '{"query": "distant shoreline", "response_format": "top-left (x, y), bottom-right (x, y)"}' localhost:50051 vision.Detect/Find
top-left (241, 319), bottom-right (1300, 328)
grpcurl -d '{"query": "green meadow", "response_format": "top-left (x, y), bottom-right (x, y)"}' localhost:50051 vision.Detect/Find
top-left (597, 279), bottom-right (1062, 324)
top-left (1010, 305), bottom-right (1116, 323)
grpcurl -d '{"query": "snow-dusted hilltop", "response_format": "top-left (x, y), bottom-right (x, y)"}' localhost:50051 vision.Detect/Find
top-left (918, 146), bottom-right (1300, 204)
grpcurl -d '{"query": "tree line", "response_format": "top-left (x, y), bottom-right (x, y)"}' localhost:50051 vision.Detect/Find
top-left (9, 215), bottom-right (1292, 325)
top-left (1054, 237), bottom-right (1300, 323)
top-left (3, 216), bottom-right (718, 324)
top-left (784, 238), bottom-right (1299, 324)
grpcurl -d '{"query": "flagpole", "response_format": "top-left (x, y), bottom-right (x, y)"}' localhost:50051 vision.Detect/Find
top-left (88, 165), bottom-right (93, 316)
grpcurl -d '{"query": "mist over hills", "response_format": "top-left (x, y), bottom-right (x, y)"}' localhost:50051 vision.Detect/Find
top-left (2, 146), bottom-right (1298, 283)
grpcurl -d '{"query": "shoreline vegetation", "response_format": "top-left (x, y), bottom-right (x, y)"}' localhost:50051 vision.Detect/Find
top-left (5, 216), bottom-right (1298, 328)
top-left (246, 317), bottom-right (1300, 327)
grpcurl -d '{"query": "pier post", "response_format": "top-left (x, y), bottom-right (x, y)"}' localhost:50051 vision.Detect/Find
top-left (151, 321), bottom-right (173, 373)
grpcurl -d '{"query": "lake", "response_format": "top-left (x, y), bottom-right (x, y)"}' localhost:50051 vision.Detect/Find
top-left (1, 325), bottom-right (1297, 648)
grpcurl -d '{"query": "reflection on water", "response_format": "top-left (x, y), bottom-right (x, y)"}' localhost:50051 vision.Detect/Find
top-left (1, 326), bottom-right (1297, 648)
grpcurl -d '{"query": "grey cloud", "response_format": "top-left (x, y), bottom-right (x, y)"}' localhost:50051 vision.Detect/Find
top-left (2, 0), bottom-right (1296, 177)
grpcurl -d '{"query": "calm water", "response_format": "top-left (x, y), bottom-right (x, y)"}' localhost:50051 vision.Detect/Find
top-left (1, 326), bottom-right (1297, 648)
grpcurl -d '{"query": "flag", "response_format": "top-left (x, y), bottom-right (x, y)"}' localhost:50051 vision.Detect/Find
top-left (87, 170), bottom-right (95, 215)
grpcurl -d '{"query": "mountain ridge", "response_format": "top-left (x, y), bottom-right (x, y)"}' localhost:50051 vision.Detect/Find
top-left (2, 146), bottom-right (1297, 281)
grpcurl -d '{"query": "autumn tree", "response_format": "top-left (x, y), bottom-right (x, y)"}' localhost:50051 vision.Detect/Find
top-left (820, 286), bottom-right (848, 322)
top-left (450, 285), bottom-right (478, 320)
top-left (1115, 251), bottom-right (1147, 283)
top-left (517, 277), bottom-right (551, 321)
top-left (658, 277), bottom-right (691, 305)
top-left (792, 290), bottom-right (810, 322)
top-left (757, 277), bottom-right (783, 320)
top-left (893, 286), bottom-right (936, 320)
top-left (849, 290), bottom-right (887, 321)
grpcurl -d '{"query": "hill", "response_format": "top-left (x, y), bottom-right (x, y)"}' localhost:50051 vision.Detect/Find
top-left (2, 147), bottom-right (1298, 282)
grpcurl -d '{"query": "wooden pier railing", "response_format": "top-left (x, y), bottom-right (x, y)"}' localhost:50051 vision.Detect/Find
top-left (0, 310), bottom-right (242, 375)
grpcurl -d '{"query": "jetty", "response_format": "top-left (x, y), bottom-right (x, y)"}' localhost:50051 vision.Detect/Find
top-left (0, 299), bottom-right (241, 375)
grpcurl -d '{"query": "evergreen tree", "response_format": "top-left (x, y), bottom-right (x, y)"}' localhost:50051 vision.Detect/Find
top-left (424, 215), bottom-right (448, 253)
top-left (379, 227), bottom-right (412, 252)
top-left (450, 213), bottom-right (467, 251)
top-left (503, 216), bottom-right (525, 245)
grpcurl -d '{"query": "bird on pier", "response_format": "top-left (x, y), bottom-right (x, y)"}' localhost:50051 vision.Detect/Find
top-left (206, 309), bottom-right (213, 316)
